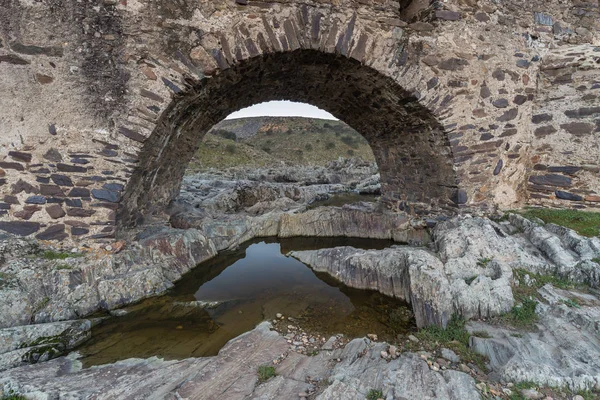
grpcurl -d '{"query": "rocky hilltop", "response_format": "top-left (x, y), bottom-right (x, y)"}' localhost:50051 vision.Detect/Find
top-left (189, 117), bottom-right (375, 172)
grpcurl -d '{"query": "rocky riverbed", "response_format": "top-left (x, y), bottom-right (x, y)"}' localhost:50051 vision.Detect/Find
top-left (1, 162), bottom-right (600, 398)
top-left (1, 212), bottom-right (600, 398)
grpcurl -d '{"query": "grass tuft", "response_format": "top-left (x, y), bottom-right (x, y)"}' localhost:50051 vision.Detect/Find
top-left (412, 315), bottom-right (489, 372)
top-left (559, 298), bottom-right (581, 308)
top-left (40, 250), bottom-right (83, 260)
top-left (257, 365), bottom-right (276, 383)
top-left (517, 208), bottom-right (600, 237)
top-left (477, 257), bottom-right (493, 268)
top-left (502, 297), bottom-right (539, 328)
top-left (366, 389), bottom-right (384, 400)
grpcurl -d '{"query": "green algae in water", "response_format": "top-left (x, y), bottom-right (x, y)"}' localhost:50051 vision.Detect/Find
top-left (75, 238), bottom-right (414, 367)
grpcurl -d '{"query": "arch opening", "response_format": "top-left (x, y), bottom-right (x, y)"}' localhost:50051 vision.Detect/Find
top-left (119, 50), bottom-right (457, 228)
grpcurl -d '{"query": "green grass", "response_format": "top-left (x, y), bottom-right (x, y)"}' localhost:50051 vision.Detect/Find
top-left (471, 330), bottom-right (492, 338)
top-left (559, 298), bottom-right (581, 308)
top-left (477, 257), bottom-right (493, 268)
top-left (1, 395), bottom-right (27, 400)
top-left (187, 117), bottom-right (375, 173)
top-left (501, 297), bottom-right (539, 328)
top-left (366, 389), bottom-right (384, 400)
top-left (417, 315), bottom-right (471, 346)
top-left (40, 250), bottom-right (82, 260)
top-left (412, 315), bottom-right (489, 372)
top-left (517, 208), bottom-right (600, 237)
top-left (501, 269), bottom-right (590, 329)
top-left (507, 383), bottom-right (599, 400)
top-left (55, 264), bottom-right (72, 270)
top-left (512, 269), bottom-right (582, 292)
top-left (257, 365), bottom-right (276, 383)
top-left (592, 258), bottom-right (600, 264)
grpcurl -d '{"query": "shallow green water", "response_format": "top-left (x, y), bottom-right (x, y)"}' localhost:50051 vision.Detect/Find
top-left (75, 237), bottom-right (414, 367)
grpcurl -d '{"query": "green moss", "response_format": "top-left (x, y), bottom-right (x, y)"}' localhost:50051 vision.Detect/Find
top-left (1, 395), bottom-right (28, 400)
top-left (366, 389), bottom-right (384, 400)
top-left (472, 330), bottom-right (492, 338)
top-left (39, 250), bottom-right (83, 260)
top-left (257, 365), bottom-right (276, 383)
top-left (55, 264), bottom-right (72, 270)
top-left (517, 208), bottom-right (600, 237)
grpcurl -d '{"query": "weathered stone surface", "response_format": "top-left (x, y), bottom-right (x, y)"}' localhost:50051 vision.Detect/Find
top-left (56, 164), bottom-right (87, 173)
top-left (0, 320), bottom-right (92, 371)
top-left (35, 224), bottom-right (67, 241)
top-left (528, 174), bottom-right (572, 187)
top-left (0, 162), bottom-right (24, 171)
top-left (438, 58), bottom-right (469, 71)
top-left (50, 174), bottom-right (73, 187)
top-left (70, 227), bottom-right (89, 236)
top-left (0, 54), bottom-right (29, 65)
top-left (0, 322), bottom-right (481, 400)
top-left (8, 151), bottom-right (32, 163)
top-left (45, 204), bottom-right (66, 219)
top-left (91, 189), bottom-right (119, 203)
top-left (13, 205), bottom-right (40, 220)
top-left (492, 98), bottom-right (509, 108)
top-left (493, 159), bottom-right (503, 175)
top-left (534, 125), bottom-right (557, 137)
top-left (497, 108), bottom-right (518, 122)
top-left (469, 285), bottom-right (600, 391)
top-left (555, 190), bottom-right (583, 201)
top-left (39, 185), bottom-right (64, 197)
top-left (25, 196), bottom-right (46, 205)
top-left (0, 221), bottom-right (40, 236)
top-left (532, 114), bottom-right (552, 124)
top-left (560, 122), bottom-right (594, 135)
top-left (435, 10), bottom-right (461, 21)
top-left (67, 188), bottom-right (90, 198)
top-left (66, 208), bottom-right (95, 217)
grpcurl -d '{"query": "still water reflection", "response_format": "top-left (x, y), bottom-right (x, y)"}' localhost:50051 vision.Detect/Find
top-left (75, 237), bottom-right (414, 367)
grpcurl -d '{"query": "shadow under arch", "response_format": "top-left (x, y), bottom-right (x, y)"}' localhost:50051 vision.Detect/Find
top-left (118, 49), bottom-right (457, 228)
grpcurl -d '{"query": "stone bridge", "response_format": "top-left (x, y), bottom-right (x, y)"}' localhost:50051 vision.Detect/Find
top-left (0, 0), bottom-right (598, 242)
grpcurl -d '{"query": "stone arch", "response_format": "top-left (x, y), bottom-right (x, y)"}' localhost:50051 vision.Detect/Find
top-left (119, 49), bottom-right (457, 227)
top-left (7, 0), bottom-right (579, 241)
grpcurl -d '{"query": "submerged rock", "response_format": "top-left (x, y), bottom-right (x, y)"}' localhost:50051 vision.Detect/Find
top-left (0, 319), bottom-right (92, 371)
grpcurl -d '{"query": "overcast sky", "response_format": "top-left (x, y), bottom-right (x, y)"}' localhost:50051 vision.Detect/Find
top-left (226, 100), bottom-right (338, 120)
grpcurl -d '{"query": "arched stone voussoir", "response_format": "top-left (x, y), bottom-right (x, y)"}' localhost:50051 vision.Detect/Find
top-left (118, 48), bottom-right (459, 228)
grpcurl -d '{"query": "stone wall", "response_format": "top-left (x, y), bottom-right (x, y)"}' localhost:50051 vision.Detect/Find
top-left (528, 45), bottom-right (600, 207)
top-left (0, 0), bottom-right (599, 244)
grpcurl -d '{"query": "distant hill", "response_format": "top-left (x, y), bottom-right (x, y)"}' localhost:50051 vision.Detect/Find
top-left (187, 117), bottom-right (375, 172)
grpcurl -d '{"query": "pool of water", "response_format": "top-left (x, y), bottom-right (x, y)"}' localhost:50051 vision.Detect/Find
top-left (75, 237), bottom-right (414, 367)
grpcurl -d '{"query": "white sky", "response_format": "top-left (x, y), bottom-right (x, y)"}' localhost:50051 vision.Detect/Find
top-left (226, 100), bottom-right (338, 120)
